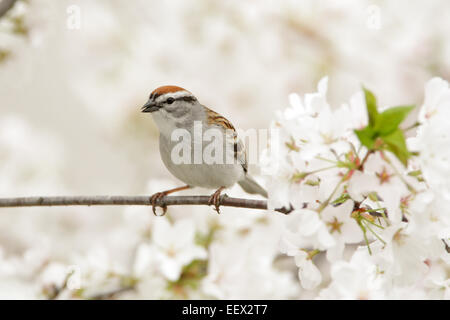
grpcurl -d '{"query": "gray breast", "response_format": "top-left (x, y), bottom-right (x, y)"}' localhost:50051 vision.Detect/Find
top-left (158, 132), bottom-right (244, 188)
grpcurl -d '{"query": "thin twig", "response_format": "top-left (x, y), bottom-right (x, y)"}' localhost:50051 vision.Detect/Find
top-left (0, 0), bottom-right (18, 19)
top-left (358, 150), bottom-right (374, 171)
top-left (47, 272), bottom-right (72, 300)
top-left (88, 286), bottom-right (136, 300)
top-left (0, 195), bottom-right (294, 214)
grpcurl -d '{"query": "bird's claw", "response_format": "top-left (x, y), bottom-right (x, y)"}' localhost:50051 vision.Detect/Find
top-left (208, 187), bottom-right (226, 214)
top-left (150, 192), bottom-right (168, 216)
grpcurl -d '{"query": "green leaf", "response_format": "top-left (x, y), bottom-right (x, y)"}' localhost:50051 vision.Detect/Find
top-left (305, 178), bottom-right (320, 186)
top-left (375, 105), bottom-right (415, 135)
top-left (382, 128), bottom-right (410, 166)
top-left (367, 192), bottom-right (383, 202)
top-left (290, 171), bottom-right (308, 183)
top-left (407, 169), bottom-right (424, 182)
top-left (331, 193), bottom-right (351, 207)
top-left (363, 87), bottom-right (379, 127)
top-left (354, 126), bottom-right (376, 149)
top-left (167, 259), bottom-right (208, 292)
top-left (355, 88), bottom-right (413, 165)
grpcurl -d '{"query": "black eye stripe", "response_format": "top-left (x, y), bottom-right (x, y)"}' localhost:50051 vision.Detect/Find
top-left (180, 96), bottom-right (196, 103)
top-left (163, 96), bottom-right (196, 104)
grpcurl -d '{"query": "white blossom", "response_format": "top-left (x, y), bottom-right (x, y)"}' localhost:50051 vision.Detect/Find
top-left (294, 251), bottom-right (322, 290)
top-left (319, 248), bottom-right (385, 300)
top-left (1, 1), bottom-right (450, 300)
top-left (139, 219), bottom-right (207, 281)
top-left (415, 77), bottom-right (450, 201)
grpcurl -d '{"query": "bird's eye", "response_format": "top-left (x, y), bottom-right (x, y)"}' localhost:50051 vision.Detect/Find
top-left (166, 97), bottom-right (175, 104)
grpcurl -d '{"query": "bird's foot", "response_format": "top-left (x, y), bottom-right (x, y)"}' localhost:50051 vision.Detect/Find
top-left (208, 187), bottom-right (226, 214)
top-left (150, 192), bottom-right (168, 216)
top-left (149, 185), bottom-right (191, 216)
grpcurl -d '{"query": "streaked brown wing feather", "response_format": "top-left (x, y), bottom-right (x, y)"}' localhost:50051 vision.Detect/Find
top-left (205, 107), bottom-right (248, 173)
top-left (205, 107), bottom-right (236, 130)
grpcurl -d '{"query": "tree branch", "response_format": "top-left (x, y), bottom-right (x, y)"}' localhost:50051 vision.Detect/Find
top-left (0, 0), bottom-right (18, 19)
top-left (88, 286), bottom-right (136, 300)
top-left (0, 195), bottom-right (294, 214)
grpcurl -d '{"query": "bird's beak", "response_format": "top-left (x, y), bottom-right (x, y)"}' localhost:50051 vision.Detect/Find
top-left (141, 100), bottom-right (160, 113)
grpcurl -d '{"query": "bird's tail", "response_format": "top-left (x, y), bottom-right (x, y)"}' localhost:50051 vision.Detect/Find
top-left (238, 175), bottom-right (268, 198)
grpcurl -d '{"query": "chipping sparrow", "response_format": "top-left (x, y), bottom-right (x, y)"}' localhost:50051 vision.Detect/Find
top-left (142, 85), bottom-right (267, 215)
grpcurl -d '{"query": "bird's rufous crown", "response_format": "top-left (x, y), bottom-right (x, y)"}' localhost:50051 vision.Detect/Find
top-left (150, 85), bottom-right (191, 99)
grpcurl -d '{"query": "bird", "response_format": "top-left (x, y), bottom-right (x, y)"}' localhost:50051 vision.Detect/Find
top-left (142, 85), bottom-right (267, 215)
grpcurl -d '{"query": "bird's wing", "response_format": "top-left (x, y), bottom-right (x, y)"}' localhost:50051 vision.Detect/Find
top-left (205, 107), bottom-right (248, 173)
top-left (205, 107), bottom-right (236, 130)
